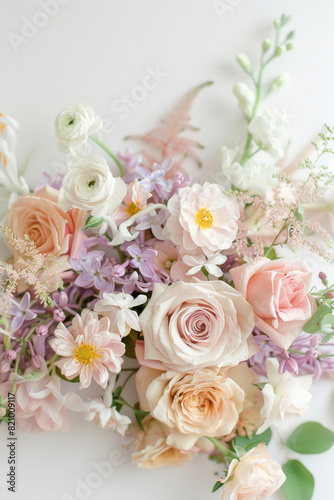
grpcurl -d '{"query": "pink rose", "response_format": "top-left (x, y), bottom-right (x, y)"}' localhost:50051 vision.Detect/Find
top-left (138, 281), bottom-right (256, 372)
top-left (230, 258), bottom-right (316, 349)
top-left (8, 186), bottom-right (87, 266)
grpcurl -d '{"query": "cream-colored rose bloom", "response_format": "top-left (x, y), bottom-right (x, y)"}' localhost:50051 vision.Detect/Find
top-left (139, 280), bottom-right (256, 372)
top-left (126, 417), bottom-right (196, 468)
top-left (137, 366), bottom-right (244, 450)
top-left (220, 443), bottom-right (286, 500)
top-left (54, 103), bottom-right (102, 155)
top-left (58, 155), bottom-right (126, 217)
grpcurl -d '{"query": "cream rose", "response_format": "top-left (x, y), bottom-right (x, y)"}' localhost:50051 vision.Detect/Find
top-left (54, 103), bottom-right (102, 155)
top-left (8, 186), bottom-right (87, 261)
top-left (220, 443), bottom-right (286, 500)
top-left (58, 155), bottom-right (126, 217)
top-left (136, 366), bottom-right (244, 450)
top-left (138, 281), bottom-right (256, 372)
top-left (230, 258), bottom-right (316, 349)
top-left (126, 416), bottom-right (196, 468)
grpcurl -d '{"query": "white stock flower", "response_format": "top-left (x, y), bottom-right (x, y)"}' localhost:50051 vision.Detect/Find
top-left (233, 82), bottom-right (255, 118)
top-left (54, 103), bottom-right (102, 155)
top-left (220, 144), bottom-right (278, 199)
top-left (58, 155), bottom-right (126, 217)
top-left (248, 109), bottom-right (289, 158)
top-left (182, 252), bottom-right (227, 277)
top-left (95, 292), bottom-right (147, 337)
top-left (257, 358), bottom-right (313, 434)
top-left (83, 398), bottom-right (131, 435)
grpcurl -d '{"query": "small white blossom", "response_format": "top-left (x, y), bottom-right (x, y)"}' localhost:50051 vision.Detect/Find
top-left (257, 358), bottom-right (313, 434)
top-left (182, 252), bottom-right (227, 277)
top-left (54, 103), bottom-right (102, 156)
top-left (95, 292), bottom-right (147, 337)
top-left (248, 109), bottom-right (289, 158)
top-left (84, 398), bottom-right (131, 435)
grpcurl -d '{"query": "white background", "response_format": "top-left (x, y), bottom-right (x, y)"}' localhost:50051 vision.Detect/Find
top-left (0, 0), bottom-right (334, 499)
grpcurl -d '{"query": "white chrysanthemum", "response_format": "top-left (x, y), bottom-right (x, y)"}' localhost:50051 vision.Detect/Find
top-left (248, 109), bottom-right (289, 158)
top-left (257, 358), bottom-right (313, 434)
top-left (54, 103), bottom-right (102, 155)
top-left (58, 155), bottom-right (126, 217)
top-left (164, 182), bottom-right (239, 256)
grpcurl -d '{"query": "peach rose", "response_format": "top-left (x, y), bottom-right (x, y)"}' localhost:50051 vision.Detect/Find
top-left (138, 281), bottom-right (256, 372)
top-left (230, 258), bottom-right (316, 350)
top-left (8, 186), bottom-right (87, 268)
top-left (136, 365), bottom-right (244, 450)
top-left (126, 416), bottom-right (196, 468)
top-left (220, 443), bottom-right (286, 500)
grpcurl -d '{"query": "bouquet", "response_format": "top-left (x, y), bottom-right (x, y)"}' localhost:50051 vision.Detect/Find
top-left (1, 13), bottom-right (334, 500)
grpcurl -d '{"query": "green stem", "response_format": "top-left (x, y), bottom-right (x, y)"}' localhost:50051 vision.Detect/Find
top-left (89, 135), bottom-right (125, 177)
top-left (264, 222), bottom-right (287, 257)
top-left (206, 437), bottom-right (238, 459)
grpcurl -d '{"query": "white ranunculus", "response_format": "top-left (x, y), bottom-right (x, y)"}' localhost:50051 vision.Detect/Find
top-left (58, 155), bottom-right (126, 217)
top-left (257, 358), bottom-right (313, 434)
top-left (54, 103), bottom-right (102, 155)
top-left (233, 82), bottom-right (255, 118)
top-left (220, 443), bottom-right (286, 500)
top-left (248, 109), bottom-right (289, 158)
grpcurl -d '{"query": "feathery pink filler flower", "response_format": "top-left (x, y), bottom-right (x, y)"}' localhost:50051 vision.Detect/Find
top-left (50, 310), bottom-right (125, 389)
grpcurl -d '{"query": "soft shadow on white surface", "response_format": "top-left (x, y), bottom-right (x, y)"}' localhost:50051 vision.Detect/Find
top-left (1, 1), bottom-right (334, 499)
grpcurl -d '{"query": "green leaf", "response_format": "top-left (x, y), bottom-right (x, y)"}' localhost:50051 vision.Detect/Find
top-left (82, 215), bottom-right (104, 231)
top-left (281, 460), bottom-right (314, 500)
top-left (263, 247), bottom-right (277, 260)
top-left (303, 304), bottom-right (332, 333)
top-left (211, 480), bottom-right (224, 493)
top-left (233, 428), bottom-right (272, 451)
top-left (286, 422), bottom-right (334, 454)
top-left (122, 330), bottom-right (138, 359)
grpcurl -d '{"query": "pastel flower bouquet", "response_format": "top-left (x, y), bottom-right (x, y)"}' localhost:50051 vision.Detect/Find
top-left (1, 13), bottom-right (334, 500)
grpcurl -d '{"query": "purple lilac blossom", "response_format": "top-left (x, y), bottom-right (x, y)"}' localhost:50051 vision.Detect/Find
top-left (8, 292), bottom-right (37, 332)
top-left (136, 210), bottom-right (167, 240)
top-left (118, 149), bottom-right (142, 183)
top-left (127, 245), bottom-right (157, 279)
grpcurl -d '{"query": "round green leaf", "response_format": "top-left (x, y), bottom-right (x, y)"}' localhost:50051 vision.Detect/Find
top-left (286, 422), bottom-right (334, 454)
top-left (281, 460), bottom-right (314, 500)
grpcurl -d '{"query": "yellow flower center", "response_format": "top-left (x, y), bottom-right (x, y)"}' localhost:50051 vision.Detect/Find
top-left (75, 344), bottom-right (97, 365)
top-left (195, 208), bottom-right (214, 229)
top-left (126, 201), bottom-right (141, 216)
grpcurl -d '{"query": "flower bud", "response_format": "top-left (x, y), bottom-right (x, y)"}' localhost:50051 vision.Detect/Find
top-left (274, 18), bottom-right (281, 28)
top-left (36, 325), bottom-right (49, 337)
top-left (236, 53), bottom-right (253, 75)
top-left (286, 43), bottom-right (294, 51)
top-left (262, 39), bottom-right (272, 53)
top-left (268, 73), bottom-right (290, 93)
top-left (318, 272), bottom-right (327, 281)
top-left (31, 355), bottom-right (41, 370)
top-left (5, 350), bottom-right (17, 361)
top-left (275, 45), bottom-right (287, 56)
top-left (53, 309), bottom-right (66, 322)
top-left (326, 291), bottom-right (334, 299)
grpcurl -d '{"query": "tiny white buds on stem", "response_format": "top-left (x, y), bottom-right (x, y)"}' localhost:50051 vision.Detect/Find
top-left (236, 53), bottom-right (253, 75)
top-left (268, 73), bottom-right (290, 93)
top-left (275, 45), bottom-right (287, 56)
top-left (262, 39), bottom-right (272, 53)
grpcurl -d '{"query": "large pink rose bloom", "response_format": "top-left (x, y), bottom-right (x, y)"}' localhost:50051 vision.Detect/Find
top-left (137, 281), bottom-right (256, 372)
top-left (165, 182), bottom-right (239, 256)
top-left (230, 258), bottom-right (316, 350)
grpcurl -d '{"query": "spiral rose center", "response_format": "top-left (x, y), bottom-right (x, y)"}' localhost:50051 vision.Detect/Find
top-left (195, 208), bottom-right (213, 229)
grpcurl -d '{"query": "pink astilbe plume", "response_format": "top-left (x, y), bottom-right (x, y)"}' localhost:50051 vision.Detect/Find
top-left (125, 81), bottom-right (213, 178)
